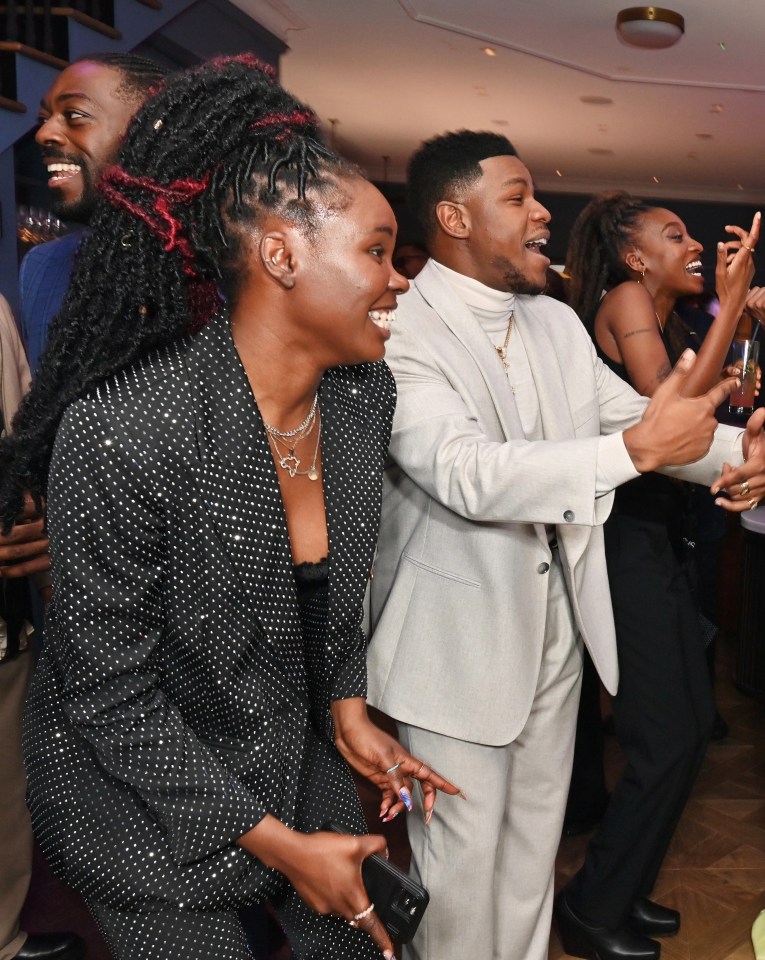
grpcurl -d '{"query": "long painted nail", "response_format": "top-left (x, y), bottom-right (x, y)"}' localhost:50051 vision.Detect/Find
top-left (458, 790), bottom-right (468, 801)
top-left (425, 808), bottom-right (433, 826)
top-left (382, 809), bottom-right (400, 823)
top-left (383, 951), bottom-right (397, 960)
top-left (399, 787), bottom-right (413, 812)
top-left (379, 806), bottom-right (389, 820)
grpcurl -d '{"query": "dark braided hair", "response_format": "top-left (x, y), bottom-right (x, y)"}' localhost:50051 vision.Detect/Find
top-left (0, 54), bottom-right (357, 528)
top-left (408, 130), bottom-right (518, 244)
top-left (566, 191), bottom-right (653, 336)
top-left (72, 51), bottom-right (168, 101)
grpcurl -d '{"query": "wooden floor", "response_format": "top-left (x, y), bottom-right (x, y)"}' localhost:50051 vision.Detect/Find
top-left (21, 519), bottom-right (765, 959)
top-left (550, 634), bottom-right (765, 960)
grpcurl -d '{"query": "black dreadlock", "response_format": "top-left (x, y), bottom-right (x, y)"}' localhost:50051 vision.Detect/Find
top-left (566, 191), bottom-right (654, 335)
top-left (0, 55), bottom-right (356, 528)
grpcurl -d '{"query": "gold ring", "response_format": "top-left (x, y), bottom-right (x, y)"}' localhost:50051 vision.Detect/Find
top-left (385, 763), bottom-right (400, 775)
top-left (741, 480), bottom-right (751, 495)
top-left (750, 499), bottom-right (759, 510)
top-left (743, 243), bottom-right (755, 253)
top-left (415, 762), bottom-right (426, 778)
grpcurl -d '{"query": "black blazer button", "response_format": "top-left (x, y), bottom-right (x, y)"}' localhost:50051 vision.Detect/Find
top-left (537, 562), bottom-right (550, 574)
top-left (563, 510), bottom-right (575, 522)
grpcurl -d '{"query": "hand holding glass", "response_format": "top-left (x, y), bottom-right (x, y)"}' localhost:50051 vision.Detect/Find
top-left (728, 339), bottom-right (760, 416)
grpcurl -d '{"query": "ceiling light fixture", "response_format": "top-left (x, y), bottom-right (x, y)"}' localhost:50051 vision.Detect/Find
top-left (616, 7), bottom-right (685, 49)
top-left (483, 46), bottom-right (496, 57)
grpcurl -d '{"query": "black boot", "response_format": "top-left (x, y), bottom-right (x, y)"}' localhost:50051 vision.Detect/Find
top-left (554, 892), bottom-right (660, 960)
top-left (628, 898), bottom-right (680, 937)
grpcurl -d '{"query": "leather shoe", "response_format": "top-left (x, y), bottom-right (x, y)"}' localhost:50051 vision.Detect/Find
top-left (554, 892), bottom-right (660, 960)
top-left (14, 932), bottom-right (85, 960)
top-left (629, 898), bottom-right (680, 937)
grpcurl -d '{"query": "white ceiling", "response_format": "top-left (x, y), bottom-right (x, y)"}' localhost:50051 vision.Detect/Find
top-left (234, 0), bottom-right (765, 204)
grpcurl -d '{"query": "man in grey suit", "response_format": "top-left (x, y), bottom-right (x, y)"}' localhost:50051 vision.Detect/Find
top-left (366, 131), bottom-right (765, 960)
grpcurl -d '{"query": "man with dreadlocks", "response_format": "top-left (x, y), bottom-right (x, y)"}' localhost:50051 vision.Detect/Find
top-left (0, 56), bottom-right (459, 960)
top-left (0, 53), bottom-right (166, 960)
top-left (0, 53), bottom-right (169, 610)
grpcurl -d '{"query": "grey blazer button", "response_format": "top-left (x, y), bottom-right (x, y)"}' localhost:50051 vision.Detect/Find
top-left (537, 562), bottom-right (550, 574)
top-left (563, 510), bottom-right (575, 522)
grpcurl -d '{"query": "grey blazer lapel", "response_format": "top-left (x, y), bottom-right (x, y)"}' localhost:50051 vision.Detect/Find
top-left (415, 263), bottom-right (525, 442)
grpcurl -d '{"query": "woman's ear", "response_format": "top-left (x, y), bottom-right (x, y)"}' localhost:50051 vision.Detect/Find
top-left (261, 232), bottom-right (296, 289)
top-left (435, 200), bottom-right (470, 240)
top-left (624, 249), bottom-right (645, 275)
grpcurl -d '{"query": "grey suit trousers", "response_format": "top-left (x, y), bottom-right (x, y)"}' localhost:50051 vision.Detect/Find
top-left (398, 555), bottom-right (582, 960)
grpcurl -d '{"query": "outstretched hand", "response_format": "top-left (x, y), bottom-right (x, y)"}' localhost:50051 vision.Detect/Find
top-left (624, 350), bottom-right (738, 474)
top-left (716, 211), bottom-right (760, 313)
top-left (331, 697), bottom-right (463, 824)
top-left (711, 408), bottom-right (765, 511)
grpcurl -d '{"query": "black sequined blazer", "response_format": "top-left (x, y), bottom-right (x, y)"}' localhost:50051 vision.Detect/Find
top-left (23, 312), bottom-right (395, 911)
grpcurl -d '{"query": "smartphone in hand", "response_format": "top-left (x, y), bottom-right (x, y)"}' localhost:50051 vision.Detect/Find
top-left (325, 822), bottom-right (430, 943)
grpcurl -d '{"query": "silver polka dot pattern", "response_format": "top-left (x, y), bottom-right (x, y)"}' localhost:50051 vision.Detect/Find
top-left (23, 312), bottom-right (395, 958)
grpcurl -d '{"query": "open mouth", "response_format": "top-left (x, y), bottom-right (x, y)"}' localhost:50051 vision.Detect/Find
top-left (369, 308), bottom-right (396, 333)
top-left (685, 260), bottom-right (703, 277)
top-left (46, 162), bottom-right (82, 186)
top-left (525, 236), bottom-right (549, 256)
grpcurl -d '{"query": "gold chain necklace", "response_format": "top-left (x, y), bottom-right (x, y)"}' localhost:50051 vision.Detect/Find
top-left (495, 311), bottom-right (514, 371)
top-left (266, 409), bottom-right (322, 480)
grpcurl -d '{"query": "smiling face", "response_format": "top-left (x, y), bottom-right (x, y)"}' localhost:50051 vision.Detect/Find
top-left (452, 154), bottom-right (552, 295)
top-left (628, 208), bottom-right (704, 297)
top-left (36, 61), bottom-right (143, 222)
top-left (280, 176), bottom-right (409, 367)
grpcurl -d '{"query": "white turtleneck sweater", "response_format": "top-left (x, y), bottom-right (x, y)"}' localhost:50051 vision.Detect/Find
top-left (431, 260), bottom-right (639, 495)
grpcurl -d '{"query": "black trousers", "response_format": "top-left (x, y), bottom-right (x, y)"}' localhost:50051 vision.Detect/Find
top-left (566, 512), bottom-right (714, 928)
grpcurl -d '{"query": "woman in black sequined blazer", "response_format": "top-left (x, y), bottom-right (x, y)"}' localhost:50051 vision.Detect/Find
top-left (2, 58), bottom-right (458, 960)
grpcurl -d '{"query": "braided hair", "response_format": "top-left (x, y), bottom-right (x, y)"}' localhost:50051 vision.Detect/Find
top-left (0, 54), bottom-right (355, 528)
top-left (73, 51), bottom-right (169, 100)
top-left (566, 191), bottom-right (653, 336)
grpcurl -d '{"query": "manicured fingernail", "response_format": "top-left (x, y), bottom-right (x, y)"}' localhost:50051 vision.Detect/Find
top-left (399, 787), bottom-right (413, 812)
top-left (383, 951), bottom-right (397, 959)
top-left (379, 806), bottom-right (389, 819)
top-left (382, 810), bottom-right (399, 823)
top-left (459, 790), bottom-right (468, 801)
top-left (384, 846), bottom-right (390, 860)
top-left (425, 809), bottom-right (433, 826)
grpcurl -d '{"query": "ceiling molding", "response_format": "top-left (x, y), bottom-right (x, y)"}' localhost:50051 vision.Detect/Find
top-left (397, 0), bottom-right (765, 93)
top-left (230, 0), bottom-right (307, 41)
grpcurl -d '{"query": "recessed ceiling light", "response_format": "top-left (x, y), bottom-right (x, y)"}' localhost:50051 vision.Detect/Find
top-left (579, 96), bottom-right (614, 106)
top-left (709, 103), bottom-right (724, 113)
top-left (483, 46), bottom-right (497, 56)
top-left (652, 176), bottom-right (660, 183)
top-left (719, 41), bottom-right (727, 50)
top-left (695, 133), bottom-right (714, 140)
top-left (588, 147), bottom-right (614, 155)
top-left (555, 169), bottom-right (563, 177)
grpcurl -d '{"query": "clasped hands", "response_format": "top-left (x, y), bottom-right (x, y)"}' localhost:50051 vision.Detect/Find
top-left (0, 494), bottom-right (51, 602)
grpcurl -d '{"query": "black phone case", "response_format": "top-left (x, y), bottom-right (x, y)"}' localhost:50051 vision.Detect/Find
top-left (325, 823), bottom-right (429, 944)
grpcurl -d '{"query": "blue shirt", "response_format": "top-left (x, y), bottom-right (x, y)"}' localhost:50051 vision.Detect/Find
top-left (19, 231), bottom-right (84, 374)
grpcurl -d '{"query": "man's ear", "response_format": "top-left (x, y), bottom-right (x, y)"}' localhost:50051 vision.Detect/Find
top-left (435, 200), bottom-right (470, 240)
top-left (261, 232), bottom-right (296, 289)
